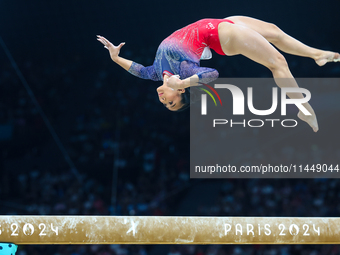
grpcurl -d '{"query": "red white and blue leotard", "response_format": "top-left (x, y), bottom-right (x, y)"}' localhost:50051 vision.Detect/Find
top-left (128, 18), bottom-right (234, 82)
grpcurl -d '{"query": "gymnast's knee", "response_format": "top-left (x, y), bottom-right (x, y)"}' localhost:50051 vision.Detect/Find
top-left (266, 23), bottom-right (284, 44)
top-left (267, 53), bottom-right (289, 72)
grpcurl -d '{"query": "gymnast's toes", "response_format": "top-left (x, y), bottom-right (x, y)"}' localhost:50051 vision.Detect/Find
top-left (333, 52), bottom-right (340, 62)
top-left (315, 51), bottom-right (340, 66)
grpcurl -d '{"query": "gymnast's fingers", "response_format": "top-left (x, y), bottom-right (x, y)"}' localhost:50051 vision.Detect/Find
top-left (117, 42), bottom-right (126, 49)
top-left (96, 36), bottom-right (107, 46)
top-left (97, 35), bottom-right (112, 48)
top-left (101, 36), bottom-right (114, 47)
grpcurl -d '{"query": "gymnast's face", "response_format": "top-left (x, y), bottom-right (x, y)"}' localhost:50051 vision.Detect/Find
top-left (157, 84), bottom-right (185, 111)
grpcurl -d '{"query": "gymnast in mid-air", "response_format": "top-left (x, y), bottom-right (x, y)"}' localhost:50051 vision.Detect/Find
top-left (97, 16), bottom-right (340, 132)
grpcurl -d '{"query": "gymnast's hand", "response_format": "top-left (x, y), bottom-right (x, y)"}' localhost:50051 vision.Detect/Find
top-left (97, 35), bottom-right (125, 62)
top-left (166, 75), bottom-right (183, 90)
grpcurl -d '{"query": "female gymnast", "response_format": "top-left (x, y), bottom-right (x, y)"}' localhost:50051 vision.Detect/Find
top-left (97, 16), bottom-right (340, 132)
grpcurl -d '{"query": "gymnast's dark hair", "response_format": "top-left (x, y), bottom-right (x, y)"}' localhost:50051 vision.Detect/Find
top-left (176, 87), bottom-right (202, 112)
top-left (176, 88), bottom-right (191, 112)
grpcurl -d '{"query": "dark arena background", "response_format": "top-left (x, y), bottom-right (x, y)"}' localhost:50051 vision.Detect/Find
top-left (1, 0), bottom-right (340, 254)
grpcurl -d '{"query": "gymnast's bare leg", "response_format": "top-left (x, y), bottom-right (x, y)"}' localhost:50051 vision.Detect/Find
top-left (225, 16), bottom-right (340, 66)
top-left (217, 17), bottom-right (340, 132)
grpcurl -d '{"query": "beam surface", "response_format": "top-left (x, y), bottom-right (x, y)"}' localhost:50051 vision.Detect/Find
top-left (0, 216), bottom-right (339, 244)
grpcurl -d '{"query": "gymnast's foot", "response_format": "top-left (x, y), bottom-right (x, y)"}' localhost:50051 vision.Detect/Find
top-left (0, 243), bottom-right (18, 255)
top-left (298, 111), bottom-right (319, 132)
top-left (315, 51), bottom-right (340, 66)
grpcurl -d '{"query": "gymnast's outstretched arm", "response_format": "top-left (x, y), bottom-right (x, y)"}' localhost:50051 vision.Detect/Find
top-left (97, 36), bottom-right (131, 70)
top-left (97, 35), bottom-right (159, 81)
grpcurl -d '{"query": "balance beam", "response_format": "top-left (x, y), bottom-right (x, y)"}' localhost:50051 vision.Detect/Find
top-left (0, 216), bottom-right (339, 244)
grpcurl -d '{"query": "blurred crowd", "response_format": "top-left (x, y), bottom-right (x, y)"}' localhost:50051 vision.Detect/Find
top-left (1, 41), bottom-right (340, 255)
